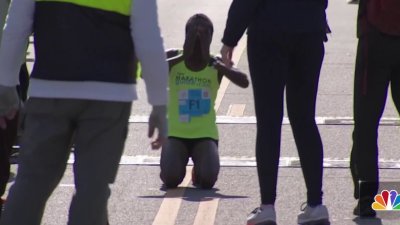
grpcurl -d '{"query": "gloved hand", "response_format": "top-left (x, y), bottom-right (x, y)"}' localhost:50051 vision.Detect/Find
top-left (148, 105), bottom-right (167, 150)
top-left (0, 85), bottom-right (19, 129)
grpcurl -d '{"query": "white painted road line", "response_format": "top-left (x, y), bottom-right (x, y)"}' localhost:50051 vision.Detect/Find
top-left (66, 155), bottom-right (400, 169)
top-left (129, 115), bottom-right (400, 126)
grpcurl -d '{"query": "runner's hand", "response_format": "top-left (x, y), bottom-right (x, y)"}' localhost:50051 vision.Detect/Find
top-left (148, 105), bottom-right (167, 150)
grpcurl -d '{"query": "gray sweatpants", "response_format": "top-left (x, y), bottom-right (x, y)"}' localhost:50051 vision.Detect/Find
top-left (0, 98), bottom-right (131, 225)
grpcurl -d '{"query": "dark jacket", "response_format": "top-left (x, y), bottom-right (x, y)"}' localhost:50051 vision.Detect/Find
top-left (222, 0), bottom-right (328, 47)
top-left (357, 0), bottom-right (400, 37)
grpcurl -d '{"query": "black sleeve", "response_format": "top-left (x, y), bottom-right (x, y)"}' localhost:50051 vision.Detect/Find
top-left (221, 0), bottom-right (262, 47)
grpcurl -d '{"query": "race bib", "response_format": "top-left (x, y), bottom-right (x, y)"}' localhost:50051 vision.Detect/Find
top-left (178, 89), bottom-right (211, 122)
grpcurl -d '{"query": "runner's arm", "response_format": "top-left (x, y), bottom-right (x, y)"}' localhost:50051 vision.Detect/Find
top-left (212, 57), bottom-right (249, 88)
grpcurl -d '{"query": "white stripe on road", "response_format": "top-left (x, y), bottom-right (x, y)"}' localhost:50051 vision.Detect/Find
top-left (58, 184), bottom-right (75, 187)
top-left (65, 155), bottom-right (400, 169)
top-left (129, 115), bottom-right (400, 126)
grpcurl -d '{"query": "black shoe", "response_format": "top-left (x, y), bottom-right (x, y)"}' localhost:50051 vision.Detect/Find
top-left (353, 197), bottom-right (376, 218)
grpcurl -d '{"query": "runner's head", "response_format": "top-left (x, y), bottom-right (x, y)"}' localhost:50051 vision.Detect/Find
top-left (184, 14), bottom-right (213, 66)
top-left (185, 13), bottom-right (213, 37)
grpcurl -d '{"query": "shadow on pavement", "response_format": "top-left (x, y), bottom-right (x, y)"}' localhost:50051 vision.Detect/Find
top-left (352, 217), bottom-right (383, 225)
top-left (138, 186), bottom-right (248, 202)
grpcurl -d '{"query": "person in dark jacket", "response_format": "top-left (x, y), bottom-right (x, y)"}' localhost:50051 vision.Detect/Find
top-left (220, 0), bottom-right (330, 224)
top-left (350, 0), bottom-right (400, 218)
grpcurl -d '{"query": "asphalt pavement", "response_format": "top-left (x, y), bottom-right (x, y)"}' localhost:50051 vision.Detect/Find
top-left (5, 0), bottom-right (400, 224)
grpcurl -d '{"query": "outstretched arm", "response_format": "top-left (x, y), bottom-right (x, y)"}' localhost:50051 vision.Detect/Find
top-left (212, 57), bottom-right (249, 88)
top-left (166, 49), bottom-right (183, 70)
top-left (166, 48), bottom-right (182, 59)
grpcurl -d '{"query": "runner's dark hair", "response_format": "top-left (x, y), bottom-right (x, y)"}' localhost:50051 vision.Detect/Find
top-left (185, 13), bottom-right (213, 36)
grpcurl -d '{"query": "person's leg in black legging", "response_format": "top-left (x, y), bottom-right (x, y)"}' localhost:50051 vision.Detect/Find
top-left (160, 138), bottom-right (189, 188)
top-left (247, 31), bottom-right (288, 205)
top-left (351, 31), bottom-right (392, 203)
top-left (191, 139), bottom-right (219, 189)
top-left (286, 33), bottom-right (325, 206)
top-left (350, 38), bottom-right (367, 200)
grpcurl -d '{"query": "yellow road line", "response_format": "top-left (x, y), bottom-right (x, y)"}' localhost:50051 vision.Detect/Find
top-left (227, 104), bottom-right (246, 117)
top-left (193, 198), bottom-right (220, 225)
top-left (152, 166), bottom-right (193, 225)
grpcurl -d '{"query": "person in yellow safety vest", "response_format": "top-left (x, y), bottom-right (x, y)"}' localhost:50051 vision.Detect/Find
top-left (0, 0), bottom-right (168, 224)
top-left (157, 14), bottom-right (249, 189)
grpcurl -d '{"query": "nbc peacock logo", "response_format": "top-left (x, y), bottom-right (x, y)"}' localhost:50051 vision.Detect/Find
top-left (372, 190), bottom-right (400, 211)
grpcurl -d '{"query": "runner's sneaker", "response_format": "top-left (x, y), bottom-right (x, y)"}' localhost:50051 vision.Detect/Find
top-left (247, 205), bottom-right (276, 225)
top-left (297, 204), bottom-right (330, 225)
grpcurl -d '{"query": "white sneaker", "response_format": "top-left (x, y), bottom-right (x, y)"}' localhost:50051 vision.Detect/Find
top-left (297, 204), bottom-right (330, 225)
top-left (247, 205), bottom-right (277, 225)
